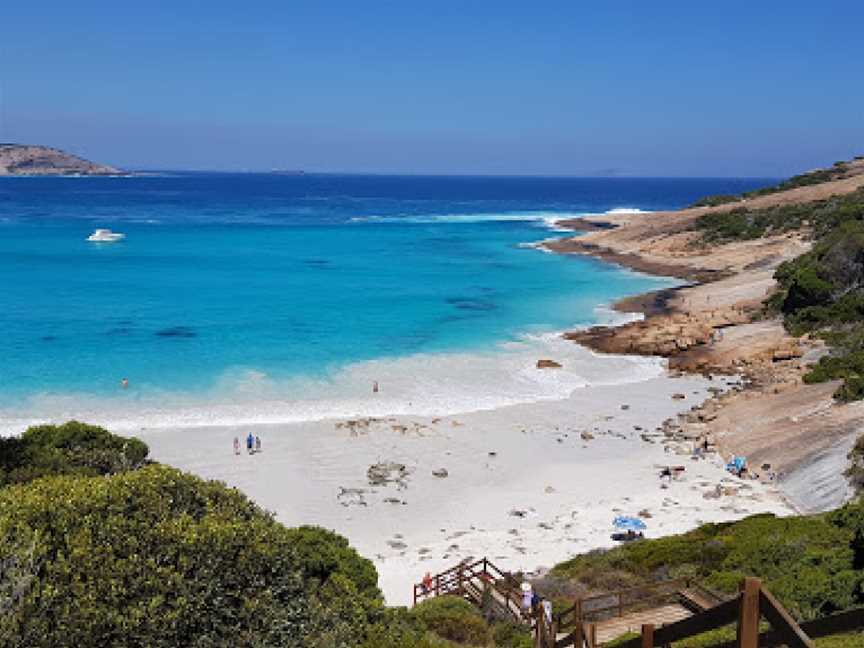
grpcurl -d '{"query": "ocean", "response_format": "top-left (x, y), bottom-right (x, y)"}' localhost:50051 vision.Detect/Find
top-left (0, 173), bottom-right (772, 433)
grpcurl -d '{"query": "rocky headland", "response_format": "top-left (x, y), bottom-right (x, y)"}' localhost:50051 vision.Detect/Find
top-left (546, 157), bottom-right (864, 512)
top-left (0, 143), bottom-right (122, 176)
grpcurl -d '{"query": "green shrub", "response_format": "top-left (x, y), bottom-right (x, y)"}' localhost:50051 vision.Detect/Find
top-left (815, 631), bottom-right (864, 648)
top-left (357, 608), bottom-right (448, 648)
top-left (491, 620), bottom-right (533, 648)
top-left (690, 194), bottom-right (740, 208)
top-left (413, 596), bottom-right (491, 645)
top-left (844, 437), bottom-right (864, 495)
top-left (0, 465), bottom-right (381, 648)
top-left (689, 163), bottom-right (854, 210)
top-left (0, 421), bottom-right (149, 486)
top-left (694, 187), bottom-right (864, 244)
top-left (551, 509), bottom-right (864, 621)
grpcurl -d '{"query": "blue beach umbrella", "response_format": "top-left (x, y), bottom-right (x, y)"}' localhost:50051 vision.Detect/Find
top-left (613, 515), bottom-right (647, 531)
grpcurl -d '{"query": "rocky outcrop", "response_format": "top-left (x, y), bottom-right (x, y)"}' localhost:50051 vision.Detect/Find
top-left (536, 359), bottom-right (563, 369)
top-left (0, 144), bottom-right (122, 176)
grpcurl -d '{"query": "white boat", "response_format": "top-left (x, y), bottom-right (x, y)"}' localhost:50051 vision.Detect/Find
top-left (87, 228), bottom-right (125, 242)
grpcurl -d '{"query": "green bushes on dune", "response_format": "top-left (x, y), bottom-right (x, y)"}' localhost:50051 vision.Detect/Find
top-left (0, 420), bottom-right (149, 486)
top-left (846, 437), bottom-right (864, 494)
top-left (691, 177), bottom-right (864, 404)
top-left (695, 187), bottom-right (864, 244)
top-left (0, 464), bottom-right (383, 648)
top-left (745, 161), bottom-right (855, 198)
top-left (412, 597), bottom-right (492, 645)
top-left (767, 219), bottom-right (864, 401)
top-left (689, 160), bottom-right (858, 209)
top-left (690, 194), bottom-right (741, 208)
top-left (0, 422), bottom-right (534, 647)
top-left (550, 506), bottom-right (864, 622)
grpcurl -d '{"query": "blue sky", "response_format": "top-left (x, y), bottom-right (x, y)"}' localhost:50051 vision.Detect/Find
top-left (2, 1), bottom-right (862, 175)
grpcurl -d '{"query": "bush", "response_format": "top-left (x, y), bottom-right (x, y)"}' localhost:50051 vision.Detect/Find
top-left (0, 465), bottom-right (382, 648)
top-left (0, 421), bottom-right (149, 486)
top-left (356, 608), bottom-right (446, 648)
top-left (690, 194), bottom-right (740, 208)
top-left (413, 596), bottom-right (491, 645)
top-left (550, 509), bottom-right (864, 621)
top-left (491, 620), bottom-right (534, 648)
top-left (694, 187), bottom-right (864, 244)
top-left (844, 437), bottom-right (864, 494)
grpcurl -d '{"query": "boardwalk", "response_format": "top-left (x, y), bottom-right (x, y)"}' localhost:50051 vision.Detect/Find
top-left (412, 561), bottom-right (864, 648)
top-left (593, 604), bottom-right (691, 644)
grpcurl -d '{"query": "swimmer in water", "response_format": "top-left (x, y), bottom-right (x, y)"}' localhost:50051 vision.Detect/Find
top-left (121, 378), bottom-right (129, 389)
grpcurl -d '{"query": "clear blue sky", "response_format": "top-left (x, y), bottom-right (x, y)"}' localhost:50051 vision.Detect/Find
top-left (2, 1), bottom-right (862, 175)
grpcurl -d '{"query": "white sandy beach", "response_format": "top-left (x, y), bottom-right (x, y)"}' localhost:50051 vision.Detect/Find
top-left (140, 366), bottom-right (792, 606)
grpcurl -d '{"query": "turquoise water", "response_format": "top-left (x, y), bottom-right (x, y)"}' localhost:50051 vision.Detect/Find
top-left (0, 174), bottom-right (772, 430)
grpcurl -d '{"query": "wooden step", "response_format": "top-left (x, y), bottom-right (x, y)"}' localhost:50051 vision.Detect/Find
top-left (595, 604), bottom-right (693, 644)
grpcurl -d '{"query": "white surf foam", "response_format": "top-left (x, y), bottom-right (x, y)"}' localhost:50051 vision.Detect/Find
top-left (0, 332), bottom-right (666, 437)
top-left (349, 207), bottom-right (651, 230)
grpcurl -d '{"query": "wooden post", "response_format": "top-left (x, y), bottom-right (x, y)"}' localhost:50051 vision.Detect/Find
top-left (642, 623), bottom-right (655, 648)
top-left (534, 608), bottom-right (545, 648)
top-left (588, 622), bottom-right (597, 648)
top-left (737, 577), bottom-right (761, 648)
top-left (574, 597), bottom-right (583, 622)
top-left (435, 574), bottom-right (440, 597)
top-left (759, 586), bottom-right (814, 648)
top-left (573, 621), bottom-right (584, 648)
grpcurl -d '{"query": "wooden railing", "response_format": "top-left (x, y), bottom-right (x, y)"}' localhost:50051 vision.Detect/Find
top-left (593, 578), bottom-right (864, 648)
top-left (416, 567), bottom-right (864, 648)
top-left (412, 557), bottom-right (526, 623)
top-left (555, 577), bottom-right (716, 630)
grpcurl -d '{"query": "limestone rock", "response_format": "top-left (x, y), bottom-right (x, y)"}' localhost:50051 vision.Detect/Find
top-left (537, 359), bottom-right (563, 369)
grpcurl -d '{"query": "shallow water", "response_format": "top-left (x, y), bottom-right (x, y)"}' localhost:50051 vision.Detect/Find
top-left (0, 173), bottom-right (773, 432)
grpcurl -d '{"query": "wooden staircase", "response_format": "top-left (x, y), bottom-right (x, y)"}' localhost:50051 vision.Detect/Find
top-left (413, 557), bottom-right (528, 624)
top-left (414, 564), bottom-right (864, 648)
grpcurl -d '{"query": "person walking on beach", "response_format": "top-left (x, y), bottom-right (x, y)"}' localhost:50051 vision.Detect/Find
top-left (373, 380), bottom-right (379, 394)
top-left (255, 435), bottom-right (261, 453)
top-left (246, 432), bottom-right (254, 454)
top-left (233, 437), bottom-right (240, 455)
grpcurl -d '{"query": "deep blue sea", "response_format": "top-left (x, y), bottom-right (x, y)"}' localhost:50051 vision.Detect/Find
top-left (0, 173), bottom-right (773, 432)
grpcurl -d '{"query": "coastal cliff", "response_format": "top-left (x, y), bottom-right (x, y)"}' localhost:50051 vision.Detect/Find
top-left (0, 143), bottom-right (122, 176)
top-left (547, 157), bottom-right (864, 513)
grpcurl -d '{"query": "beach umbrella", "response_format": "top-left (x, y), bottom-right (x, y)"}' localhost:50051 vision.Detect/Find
top-left (613, 515), bottom-right (646, 531)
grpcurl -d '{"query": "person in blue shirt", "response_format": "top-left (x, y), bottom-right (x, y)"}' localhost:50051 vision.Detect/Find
top-left (246, 432), bottom-right (254, 454)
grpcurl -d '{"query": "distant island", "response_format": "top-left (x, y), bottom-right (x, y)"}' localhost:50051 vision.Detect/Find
top-left (0, 143), bottom-right (122, 176)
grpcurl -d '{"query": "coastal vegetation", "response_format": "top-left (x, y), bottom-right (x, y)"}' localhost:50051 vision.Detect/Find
top-left (691, 180), bottom-right (864, 404)
top-left (695, 187), bottom-right (864, 244)
top-left (0, 420), bottom-right (149, 486)
top-left (2, 421), bottom-right (862, 646)
top-left (0, 423), bottom-right (531, 648)
top-left (0, 463), bottom-right (385, 648)
top-left (549, 506), bottom-right (864, 622)
top-left (544, 504), bottom-right (864, 648)
top-left (690, 160), bottom-right (859, 209)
